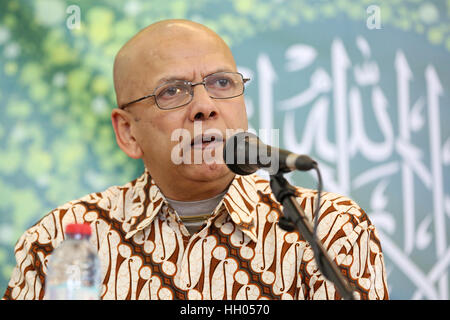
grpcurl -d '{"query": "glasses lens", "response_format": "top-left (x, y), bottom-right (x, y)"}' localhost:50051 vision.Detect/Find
top-left (155, 81), bottom-right (191, 109)
top-left (205, 72), bottom-right (244, 99)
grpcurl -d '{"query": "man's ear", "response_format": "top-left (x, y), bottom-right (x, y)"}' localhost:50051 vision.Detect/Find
top-left (111, 108), bottom-right (144, 159)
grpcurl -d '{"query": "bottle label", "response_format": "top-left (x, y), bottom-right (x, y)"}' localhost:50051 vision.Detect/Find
top-left (45, 284), bottom-right (101, 300)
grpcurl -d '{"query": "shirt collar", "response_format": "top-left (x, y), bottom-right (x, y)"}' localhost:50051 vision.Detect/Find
top-left (124, 170), bottom-right (259, 242)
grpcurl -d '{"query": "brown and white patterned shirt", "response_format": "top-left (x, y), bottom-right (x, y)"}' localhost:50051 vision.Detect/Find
top-left (3, 170), bottom-right (389, 300)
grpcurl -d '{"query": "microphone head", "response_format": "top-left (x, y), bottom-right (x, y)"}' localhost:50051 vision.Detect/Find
top-left (223, 132), bottom-right (317, 176)
top-left (223, 132), bottom-right (261, 176)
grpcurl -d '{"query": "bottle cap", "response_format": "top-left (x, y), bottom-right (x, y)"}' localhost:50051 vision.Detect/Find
top-left (65, 223), bottom-right (92, 236)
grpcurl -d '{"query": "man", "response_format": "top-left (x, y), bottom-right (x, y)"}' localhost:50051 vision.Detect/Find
top-left (3, 19), bottom-right (389, 300)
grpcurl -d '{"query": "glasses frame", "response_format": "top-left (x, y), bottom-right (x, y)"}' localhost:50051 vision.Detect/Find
top-left (119, 71), bottom-right (250, 110)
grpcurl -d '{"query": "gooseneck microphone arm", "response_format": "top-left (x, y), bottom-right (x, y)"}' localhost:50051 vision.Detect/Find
top-left (270, 172), bottom-right (356, 300)
top-left (223, 132), bottom-right (356, 300)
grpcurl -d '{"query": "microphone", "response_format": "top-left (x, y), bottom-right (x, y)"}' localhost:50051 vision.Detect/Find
top-left (223, 133), bottom-right (355, 299)
top-left (223, 132), bottom-right (317, 175)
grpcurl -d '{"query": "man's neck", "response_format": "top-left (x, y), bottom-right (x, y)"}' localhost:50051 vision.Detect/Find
top-left (149, 170), bottom-right (235, 201)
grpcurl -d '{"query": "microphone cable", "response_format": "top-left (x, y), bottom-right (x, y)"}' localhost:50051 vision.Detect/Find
top-left (311, 163), bottom-right (324, 273)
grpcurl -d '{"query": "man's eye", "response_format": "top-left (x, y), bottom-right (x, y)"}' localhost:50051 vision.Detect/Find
top-left (210, 78), bottom-right (232, 89)
top-left (159, 86), bottom-right (182, 99)
top-left (165, 87), bottom-right (179, 96)
top-left (217, 78), bottom-right (230, 87)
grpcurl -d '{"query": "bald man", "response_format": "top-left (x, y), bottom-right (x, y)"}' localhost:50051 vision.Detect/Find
top-left (3, 20), bottom-right (389, 300)
top-left (111, 20), bottom-right (248, 201)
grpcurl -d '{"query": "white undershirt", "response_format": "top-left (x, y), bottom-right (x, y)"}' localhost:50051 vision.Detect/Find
top-left (165, 190), bottom-right (227, 234)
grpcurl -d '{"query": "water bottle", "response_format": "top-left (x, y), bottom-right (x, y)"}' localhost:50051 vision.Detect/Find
top-left (45, 223), bottom-right (102, 300)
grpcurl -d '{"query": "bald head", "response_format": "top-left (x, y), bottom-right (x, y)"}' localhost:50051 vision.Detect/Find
top-left (113, 19), bottom-right (236, 108)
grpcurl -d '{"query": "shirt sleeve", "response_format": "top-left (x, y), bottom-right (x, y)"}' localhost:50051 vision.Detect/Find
top-left (3, 223), bottom-right (52, 300)
top-left (296, 194), bottom-right (389, 300)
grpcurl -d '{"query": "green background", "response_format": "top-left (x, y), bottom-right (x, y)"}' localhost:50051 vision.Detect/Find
top-left (1, 0), bottom-right (449, 299)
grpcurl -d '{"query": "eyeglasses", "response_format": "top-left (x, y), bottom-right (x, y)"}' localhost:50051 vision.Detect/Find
top-left (119, 71), bottom-right (250, 110)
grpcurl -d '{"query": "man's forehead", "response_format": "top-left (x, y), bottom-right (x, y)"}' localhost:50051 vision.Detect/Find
top-left (122, 20), bottom-right (223, 55)
top-left (113, 19), bottom-right (235, 104)
top-left (154, 67), bottom-right (237, 86)
top-left (134, 33), bottom-right (235, 77)
top-left (116, 21), bottom-right (232, 74)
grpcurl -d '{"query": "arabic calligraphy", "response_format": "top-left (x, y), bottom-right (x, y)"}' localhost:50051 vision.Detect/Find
top-left (239, 35), bottom-right (450, 299)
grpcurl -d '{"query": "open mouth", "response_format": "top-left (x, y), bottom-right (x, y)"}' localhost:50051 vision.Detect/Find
top-left (190, 134), bottom-right (224, 149)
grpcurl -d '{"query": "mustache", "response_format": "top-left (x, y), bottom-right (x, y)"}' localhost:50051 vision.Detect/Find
top-left (170, 126), bottom-right (248, 165)
top-left (190, 132), bottom-right (224, 147)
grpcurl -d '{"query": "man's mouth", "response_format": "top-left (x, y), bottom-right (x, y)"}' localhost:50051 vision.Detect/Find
top-left (190, 134), bottom-right (224, 150)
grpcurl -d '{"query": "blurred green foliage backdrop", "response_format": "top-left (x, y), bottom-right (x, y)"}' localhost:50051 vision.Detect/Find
top-left (1, 0), bottom-right (449, 299)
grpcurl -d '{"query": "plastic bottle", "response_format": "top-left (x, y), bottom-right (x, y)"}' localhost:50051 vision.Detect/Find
top-left (45, 223), bottom-right (102, 300)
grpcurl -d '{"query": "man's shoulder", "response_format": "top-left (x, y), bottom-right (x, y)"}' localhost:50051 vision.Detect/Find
top-left (248, 173), bottom-right (368, 225)
top-left (248, 173), bottom-right (363, 209)
top-left (52, 174), bottom-right (142, 216)
top-left (20, 173), bottom-right (149, 245)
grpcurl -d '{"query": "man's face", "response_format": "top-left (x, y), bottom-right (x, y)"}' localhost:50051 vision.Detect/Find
top-left (123, 25), bottom-right (248, 195)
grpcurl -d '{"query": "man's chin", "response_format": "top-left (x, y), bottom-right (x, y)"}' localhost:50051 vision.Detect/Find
top-left (181, 161), bottom-right (233, 182)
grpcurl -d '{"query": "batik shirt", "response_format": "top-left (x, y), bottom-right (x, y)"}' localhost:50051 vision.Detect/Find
top-left (3, 170), bottom-right (389, 300)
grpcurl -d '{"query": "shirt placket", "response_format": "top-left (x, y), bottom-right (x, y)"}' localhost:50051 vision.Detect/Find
top-left (161, 203), bottom-right (230, 296)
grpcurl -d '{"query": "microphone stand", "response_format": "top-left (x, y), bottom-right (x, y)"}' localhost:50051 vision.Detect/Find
top-left (270, 173), bottom-right (356, 300)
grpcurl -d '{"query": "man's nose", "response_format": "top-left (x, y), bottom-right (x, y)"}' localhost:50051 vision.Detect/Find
top-left (188, 84), bottom-right (219, 121)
